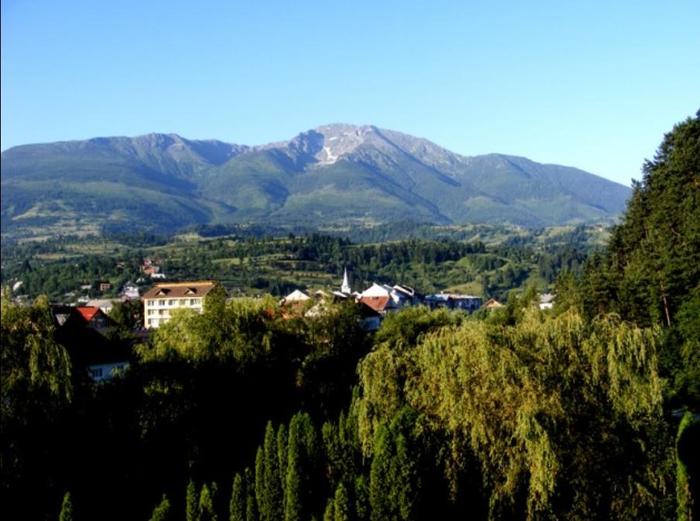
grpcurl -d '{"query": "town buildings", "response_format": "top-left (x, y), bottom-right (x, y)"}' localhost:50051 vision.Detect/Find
top-left (280, 270), bottom-right (486, 331)
top-left (142, 281), bottom-right (222, 328)
top-left (424, 293), bottom-right (482, 312)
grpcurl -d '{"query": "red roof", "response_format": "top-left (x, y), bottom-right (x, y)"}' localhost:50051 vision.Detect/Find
top-left (359, 296), bottom-right (392, 313)
top-left (75, 306), bottom-right (101, 322)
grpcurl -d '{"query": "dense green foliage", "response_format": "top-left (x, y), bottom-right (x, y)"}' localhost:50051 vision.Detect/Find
top-left (580, 111), bottom-right (699, 408)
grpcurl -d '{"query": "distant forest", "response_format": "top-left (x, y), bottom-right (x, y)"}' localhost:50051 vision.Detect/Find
top-left (1, 223), bottom-right (600, 303)
top-left (1, 112), bottom-right (698, 520)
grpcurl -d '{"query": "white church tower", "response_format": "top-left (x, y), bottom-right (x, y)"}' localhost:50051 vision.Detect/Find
top-left (341, 267), bottom-right (351, 294)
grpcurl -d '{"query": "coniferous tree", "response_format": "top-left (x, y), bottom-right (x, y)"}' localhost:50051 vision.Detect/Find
top-left (186, 480), bottom-right (199, 521)
top-left (262, 422), bottom-right (284, 521)
top-left (255, 447), bottom-right (264, 518)
top-left (285, 413), bottom-right (320, 521)
top-left (245, 467), bottom-right (258, 521)
top-left (246, 495), bottom-right (258, 521)
top-left (59, 492), bottom-right (73, 521)
top-left (149, 495), bottom-right (171, 521)
top-left (582, 110), bottom-right (700, 406)
top-left (322, 421), bottom-right (342, 491)
top-left (229, 474), bottom-right (245, 521)
top-left (322, 499), bottom-right (335, 521)
top-left (333, 483), bottom-right (351, 521)
top-left (368, 409), bottom-right (421, 521)
top-left (354, 477), bottom-right (369, 521)
top-left (284, 422), bottom-right (303, 521)
top-left (277, 423), bottom-right (288, 501)
top-left (199, 483), bottom-right (217, 521)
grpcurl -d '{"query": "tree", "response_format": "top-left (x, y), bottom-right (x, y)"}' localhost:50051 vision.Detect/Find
top-left (186, 480), bottom-right (199, 521)
top-left (59, 491), bottom-right (73, 521)
top-left (229, 474), bottom-right (245, 521)
top-left (245, 467), bottom-right (258, 521)
top-left (583, 110), bottom-right (700, 407)
top-left (260, 422), bottom-right (283, 521)
top-left (255, 447), bottom-right (264, 518)
top-left (369, 409), bottom-right (421, 521)
top-left (356, 307), bottom-right (673, 519)
top-left (285, 413), bottom-right (320, 521)
top-left (676, 412), bottom-right (699, 521)
top-left (2, 294), bottom-right (73, 517)
top-left (333, 483), bottom-right (351, 521)
top-left (199, 483), bottom-right (217, 521)
top-left (322, 498), bottom-right (335, 521)
top-left (149, 494), bottom-right (171, 521)
top-left (277, 424), bottom-right (288, 502)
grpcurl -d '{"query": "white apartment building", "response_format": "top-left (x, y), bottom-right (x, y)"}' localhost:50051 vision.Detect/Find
top-left (142, 281), bottom-right (220, 329)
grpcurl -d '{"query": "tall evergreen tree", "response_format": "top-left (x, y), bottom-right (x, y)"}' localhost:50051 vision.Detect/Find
top-left (354, 477), bottom-right (369, 521)
top-left (245, 467), bottom-right (258, 521)
top-left (246, 495), bottom-right (258, 521)
top-left (322, 499), bottom-right (335, 521)
top-left (368, 409), bottom-right (421, 521)
top-left (285, 413), bottom-right (320, 521)
top-left (58, 492), bottom-right (73, 521)
top-left (186, 480), bottom-right (199, 521)
top-left (229, 474), bottom-right (245, 521)
top-left (149, 495), bottom-right (171, 521)
top-left (262, 422), bottom-right (284, 521)
top-left (333, 483), bottom-right (351, 521)
top-left (199, 483), bottom-right (217, 521)
top-left (277, 423), bottom-right (288, 501)
top-left (582, 110), bottom-right (700, 406)
top-left (255, 447), bottom-right (264, 518)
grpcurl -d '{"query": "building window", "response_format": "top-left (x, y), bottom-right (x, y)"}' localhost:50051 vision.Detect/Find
top-left (168, 299), bottom-right (174, 306)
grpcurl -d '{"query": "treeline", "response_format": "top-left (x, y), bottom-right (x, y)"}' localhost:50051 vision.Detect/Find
top-left (577, 110), bottom-right (700, 409)
top-left (5, 293), bottom-right (680, 520)
top-left (1, 291), bottom-right (373, 520)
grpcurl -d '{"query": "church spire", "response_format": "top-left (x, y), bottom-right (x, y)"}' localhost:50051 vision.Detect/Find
top-left (341, 267), bottom-right (351, 294)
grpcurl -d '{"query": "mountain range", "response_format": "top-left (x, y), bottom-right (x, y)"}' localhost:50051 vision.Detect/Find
top-left (0, 124), bottom-right (631, 237)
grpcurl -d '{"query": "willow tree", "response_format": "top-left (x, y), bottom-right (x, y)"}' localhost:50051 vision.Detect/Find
top-left (354, 307), bottom-right (673, 519)
top-left (1, 294), bottom-right (73, 516)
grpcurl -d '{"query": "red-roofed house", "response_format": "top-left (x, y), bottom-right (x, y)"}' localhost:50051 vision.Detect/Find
top-left (358, 295), bottom-right (393, 314)
top-left (68, 306), bottom-right (114, 331)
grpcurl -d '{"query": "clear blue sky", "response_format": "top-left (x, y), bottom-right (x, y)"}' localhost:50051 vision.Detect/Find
top-left (2, 0), bottom-right (698, 186)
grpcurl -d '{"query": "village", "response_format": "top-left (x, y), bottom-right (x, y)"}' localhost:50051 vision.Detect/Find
top-left (45, 264), bottom-right (557, 385)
